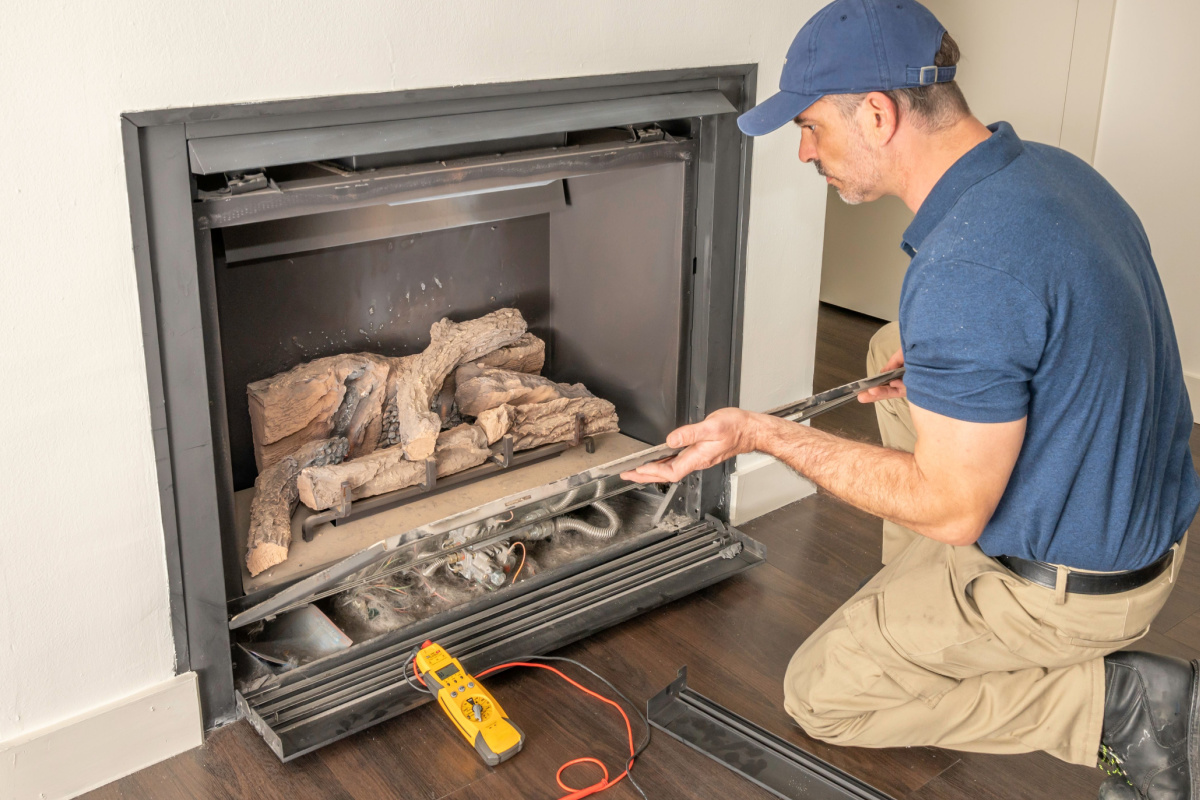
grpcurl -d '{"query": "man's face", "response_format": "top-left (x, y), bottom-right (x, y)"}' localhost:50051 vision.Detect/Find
top-left (795, 97), bottom-right (883, 205)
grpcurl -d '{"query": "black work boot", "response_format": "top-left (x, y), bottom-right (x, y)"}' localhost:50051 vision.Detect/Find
top-left (1098, 775), bottom-right (1145, 799)
top-left (1100, 651), bottom-right (1200, 799)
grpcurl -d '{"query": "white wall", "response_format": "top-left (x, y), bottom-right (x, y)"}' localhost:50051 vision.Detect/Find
top-left (1092, 0), bottom-right (1200, 418)
top-left (0, 0), bottom-right (828, 748)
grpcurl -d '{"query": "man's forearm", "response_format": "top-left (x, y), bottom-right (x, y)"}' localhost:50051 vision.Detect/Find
top-left (751, 414), bottom-right (979, 546)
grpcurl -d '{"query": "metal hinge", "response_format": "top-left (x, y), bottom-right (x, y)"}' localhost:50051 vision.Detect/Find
top-left (623, 124), bottom-right (670, 143)
top-left (224, 170), bottom-right (270, 195)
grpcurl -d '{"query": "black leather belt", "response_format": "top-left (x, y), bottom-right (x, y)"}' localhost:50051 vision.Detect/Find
top-left (995, 548), bottom-right (1175, 595)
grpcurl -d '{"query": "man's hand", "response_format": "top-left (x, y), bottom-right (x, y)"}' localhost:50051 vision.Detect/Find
top-left (858, 347), bottom-right (906, 403)
top-left (620, 407), bottom-right (763, 484)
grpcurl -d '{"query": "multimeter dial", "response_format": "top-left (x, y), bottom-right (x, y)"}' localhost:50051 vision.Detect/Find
top-left (461, 695), bottom-right (494, 723)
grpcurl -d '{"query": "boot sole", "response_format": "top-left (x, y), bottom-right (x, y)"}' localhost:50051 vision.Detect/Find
top-left (1190, 660), bottom-right (1200, 799)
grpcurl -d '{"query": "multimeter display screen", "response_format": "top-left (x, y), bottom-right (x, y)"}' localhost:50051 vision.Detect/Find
top-left (435, 664), bottom-right (461, 681)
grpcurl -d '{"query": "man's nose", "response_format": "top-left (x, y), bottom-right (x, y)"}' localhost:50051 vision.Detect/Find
top-left (797, 135), bottom-right (816, 163)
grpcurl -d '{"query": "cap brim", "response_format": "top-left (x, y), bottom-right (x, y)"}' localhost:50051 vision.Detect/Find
top-left (736, 90), bottom-right (823, 136)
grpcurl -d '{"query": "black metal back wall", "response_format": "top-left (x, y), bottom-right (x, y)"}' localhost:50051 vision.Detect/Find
top-left (215, 217), bottom-right (552, 491)
top-left (548, 164), bottom-right (687, 447)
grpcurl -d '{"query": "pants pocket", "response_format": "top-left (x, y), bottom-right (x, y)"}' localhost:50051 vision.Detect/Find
top-left (877, 540), bottom-right (1010, 664)
top-left (843, 539), bottom-right (1043, 707)
top-left (843, 594), bottom-right (959, 707)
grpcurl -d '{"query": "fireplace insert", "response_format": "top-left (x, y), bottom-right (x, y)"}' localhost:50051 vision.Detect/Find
top-left (122, 67), bottom-right (759, 757)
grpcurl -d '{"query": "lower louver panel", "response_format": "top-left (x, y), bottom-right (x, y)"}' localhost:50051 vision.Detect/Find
top-left (238, 520), bottom-right (764, 761)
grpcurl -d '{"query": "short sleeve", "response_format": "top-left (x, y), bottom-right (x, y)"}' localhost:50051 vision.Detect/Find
top-left (899, 259), bottom-right (1048, 423)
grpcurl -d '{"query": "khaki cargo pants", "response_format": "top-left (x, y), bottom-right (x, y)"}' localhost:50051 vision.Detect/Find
top-left (783, 321), bottom-right (1184, 765)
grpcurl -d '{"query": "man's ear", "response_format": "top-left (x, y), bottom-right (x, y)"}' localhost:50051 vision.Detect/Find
top-left (860, 91), bottom-right (900, 146)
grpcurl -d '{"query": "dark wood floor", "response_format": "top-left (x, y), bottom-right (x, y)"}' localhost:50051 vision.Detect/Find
top-left (87, 303), bottom-right (1200, 800)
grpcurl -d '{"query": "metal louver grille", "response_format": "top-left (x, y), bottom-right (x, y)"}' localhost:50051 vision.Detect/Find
top-left (239, 521), bottom-right (764, 761)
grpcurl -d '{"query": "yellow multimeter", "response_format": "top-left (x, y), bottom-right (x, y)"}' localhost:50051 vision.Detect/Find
top-left (414, 640), bottom-right (525, 766)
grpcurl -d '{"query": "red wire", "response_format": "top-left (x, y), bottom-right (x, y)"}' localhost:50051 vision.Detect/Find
top-left (475, 661), bottom-right (638, 800)
top-left (412, 656), bottom-right (428, 688)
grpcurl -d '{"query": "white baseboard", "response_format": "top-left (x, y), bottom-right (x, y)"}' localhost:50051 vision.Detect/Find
top-left (1186, 371), bottom-right (1200, 424)
top-left (728, 452), bottom-right (817, 526)
top-left (0, 672), bottom-right (203, 800)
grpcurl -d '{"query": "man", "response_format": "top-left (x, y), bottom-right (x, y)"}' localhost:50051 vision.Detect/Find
top-left (621, 1), bottom-right (1200, 797)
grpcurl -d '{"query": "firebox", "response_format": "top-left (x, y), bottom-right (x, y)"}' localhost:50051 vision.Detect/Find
top-left (122, 67), bottom-right (759, 759)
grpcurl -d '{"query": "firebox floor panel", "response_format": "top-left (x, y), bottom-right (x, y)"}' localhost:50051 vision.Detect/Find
top-left (233, 431), bottom-right (649, 595)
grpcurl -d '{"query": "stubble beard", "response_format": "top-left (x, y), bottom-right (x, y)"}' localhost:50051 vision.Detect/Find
top-left (816, 127), bottom-right (882, 206)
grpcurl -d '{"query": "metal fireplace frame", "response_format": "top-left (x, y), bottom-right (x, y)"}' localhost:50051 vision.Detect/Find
top-left (121, 66), bottom-right (757, 729)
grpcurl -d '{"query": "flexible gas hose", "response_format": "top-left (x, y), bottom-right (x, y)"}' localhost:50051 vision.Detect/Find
top-left (516, 500), bottom-right (623, 541)
top-left (553, 500), bottom-right (622, 540)
top-left (548, 486), bottom-right (584, 512)
top-left (420, 556), bottom-right (449, 576)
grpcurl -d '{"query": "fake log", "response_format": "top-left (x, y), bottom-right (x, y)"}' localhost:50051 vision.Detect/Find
top-left (503, 396), bottom-right (620, 451)
top-left (472, 332), bottom-right (546, 373)
top-left (454, 364), bottom-right (592, 417)
top-left (377, 308), bottom-right (527, 460)
top-left (248, 353), bottom-right (389, 473)
top-left (431, 333), bottom-right (546, 426)
top-left (298, 424), bottom-right (494, 511)
top-left (475, 404), bottom-right (516, 445)
top-left (246, 437), bottom-right (349, 577)
top-left (294, 398), bottom-right (618, 513)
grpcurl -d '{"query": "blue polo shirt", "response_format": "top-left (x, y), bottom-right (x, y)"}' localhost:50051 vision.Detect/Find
top-left (899, 122), bottom-right (1199, 571)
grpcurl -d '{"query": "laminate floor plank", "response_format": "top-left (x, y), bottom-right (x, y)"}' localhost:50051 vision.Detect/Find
top-left (314, 700), bottom-right (491, 800)
top-left (904, 750), bottom-right (1099, 800)
top-left (81, 304), bottom-right (1199, 800)
top-left (810, 303), bottom-right (888, 444)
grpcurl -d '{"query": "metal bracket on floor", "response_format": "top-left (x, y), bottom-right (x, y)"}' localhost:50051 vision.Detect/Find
top-left (650, 482), bottom-right (681, 527)
top-left (647, 667), bottom-right (895, 800)
top-left (571, 413), bottom-right (596, 453)
top-left (420, 457), bottom-right (437, 491)
top-left (335, 481), bottom-right (353, 518)
top-left (489, 435), bottom-right (514, 468)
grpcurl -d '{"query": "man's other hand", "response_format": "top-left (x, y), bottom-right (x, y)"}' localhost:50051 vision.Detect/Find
top-left (620, 407), bottom-right (763, 484)
top-left (859, 347), bottom-right (906, 403)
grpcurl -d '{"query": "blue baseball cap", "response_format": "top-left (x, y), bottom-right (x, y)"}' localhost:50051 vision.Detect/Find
top-left (738, 0), bottom-right (955, 136)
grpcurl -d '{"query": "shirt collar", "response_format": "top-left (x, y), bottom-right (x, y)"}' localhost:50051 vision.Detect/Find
top-left (900, 122), bottom-right (1024, 257)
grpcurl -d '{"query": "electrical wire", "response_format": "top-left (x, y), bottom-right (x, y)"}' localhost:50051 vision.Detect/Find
top-left (403, 647), bottom-right (432, 696)
top-left (511, 655), bottom-right (651, 800)
top-left (477, 655), bottom-right (651, 800)
top-left (510, 541), bottom-right (527, 584)
top-left (404, 648), bottom-right (650, 800)
top-left (475, 661), bottom-right (635, 800)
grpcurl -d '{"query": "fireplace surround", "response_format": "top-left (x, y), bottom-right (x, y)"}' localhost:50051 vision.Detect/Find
top-left (121, 66), bottom-right (759, 750)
